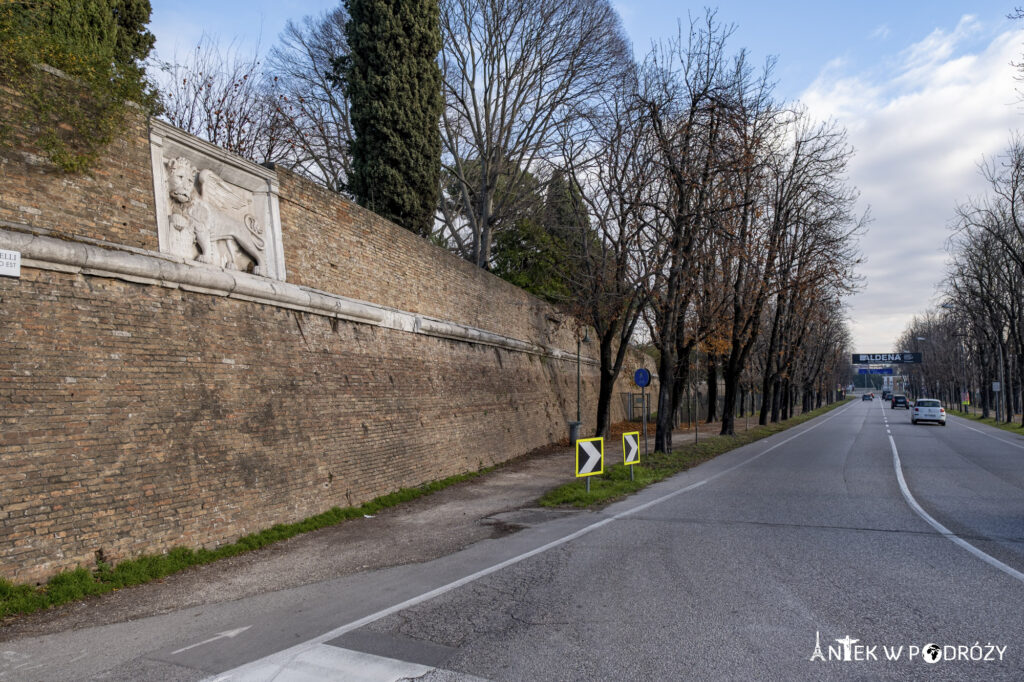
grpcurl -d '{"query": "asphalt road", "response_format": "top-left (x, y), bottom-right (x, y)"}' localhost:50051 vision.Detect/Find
top-left (3, 398), bottom-right (1024, 681)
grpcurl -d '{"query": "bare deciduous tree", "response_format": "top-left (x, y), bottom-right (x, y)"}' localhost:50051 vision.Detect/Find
top-left (155, 35), bottom-right (291, 164)
top-left (562, 66), bottom-right (658, 438)
top-left (640, 12), bottom-right (742, 452)
top-left (437, 0), bottom-right (631, 267)
top-left (268, 8), bottom-right (354, 193)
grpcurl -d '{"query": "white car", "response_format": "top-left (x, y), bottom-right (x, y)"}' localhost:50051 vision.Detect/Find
top-left (912, 398), bottom-right (946, 426)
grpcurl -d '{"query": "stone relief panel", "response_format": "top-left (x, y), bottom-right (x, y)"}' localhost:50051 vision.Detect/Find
top-left (150, 119), bottom-right (286, 281)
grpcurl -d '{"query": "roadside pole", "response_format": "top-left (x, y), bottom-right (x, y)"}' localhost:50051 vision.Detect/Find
top-left (634, 368), bottom-right (651, 456)
top-left (642, 385), bottom-right (648, 458)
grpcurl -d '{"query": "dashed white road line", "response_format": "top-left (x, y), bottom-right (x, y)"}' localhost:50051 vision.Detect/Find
top-left (888, 434), bottom-right (1024, 584)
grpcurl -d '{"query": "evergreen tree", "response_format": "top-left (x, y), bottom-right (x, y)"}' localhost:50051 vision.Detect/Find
top-left (342, 0), bottom-right (442, 236)
top-left (0, 0), bottom-right (157, 171)
top-left (491, 170), bottom-right (591, 302)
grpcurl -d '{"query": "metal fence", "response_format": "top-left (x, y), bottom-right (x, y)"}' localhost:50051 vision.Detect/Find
top-left (623, 388), bottom-right (764, 426)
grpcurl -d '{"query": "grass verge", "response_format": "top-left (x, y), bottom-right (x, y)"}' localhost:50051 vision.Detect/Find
top-left (538, 398), bottom-right (854, 508)
top-left (0, 468), bottom-right (490, 620)
top-left (949, 410), bottom-right (1024, 434)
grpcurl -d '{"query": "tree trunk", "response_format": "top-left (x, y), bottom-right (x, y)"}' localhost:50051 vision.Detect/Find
top-left (770, 378), bottom-right (781, 423)
top-left (720, 351), bottom-right (745, 436)
top-left (720, 377), bottom-right (736, 435)
top-left (706, 355), bottom-right (718, 423)
top-left (759, 371), bottom-right (774, 425)
top-left (670, 348), bottom-right (692, 428)
top-left (655, 342), bottom-right (675, 453)
top-left (780, 379), bottom-right (790, 420)
top-left (593, 338), bottom-right (616, 439)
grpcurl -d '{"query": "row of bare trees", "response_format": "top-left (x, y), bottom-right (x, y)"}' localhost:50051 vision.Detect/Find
top-left (906, 138), bottom-right (1024, 425)
top-left (534, 14), bottom-right (863, 442)
top-left (152, 6), bottom-right (863, 447)
top-left (154, 9), bottom-right (353, 192)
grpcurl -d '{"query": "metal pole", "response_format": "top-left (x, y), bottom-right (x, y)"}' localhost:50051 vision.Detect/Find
top-left (642, 385), bottom-right (647, 457)
top-left (576, 336), bottom-right (581, 424)
top-left (999, 343), bottom-right (1006, 422)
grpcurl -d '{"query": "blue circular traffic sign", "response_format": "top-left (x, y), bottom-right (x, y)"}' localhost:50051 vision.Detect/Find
top-left (634, 368), bottom-right (650, 388)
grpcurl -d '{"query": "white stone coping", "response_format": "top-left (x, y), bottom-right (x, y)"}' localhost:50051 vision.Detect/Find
top-left (0, 227), bottom-right (598, 366)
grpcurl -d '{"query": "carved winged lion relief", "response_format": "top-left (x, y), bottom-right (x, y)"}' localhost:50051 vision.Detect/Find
top-left (165, 156), bottom-right (266, 275)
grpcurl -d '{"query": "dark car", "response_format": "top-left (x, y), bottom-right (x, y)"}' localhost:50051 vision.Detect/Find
top-left (881, 390), bottom-right (892, 400)
top-left (891, 395), bottom-right (909, 409)
top-left (862, 393), bottom-right (873, 401)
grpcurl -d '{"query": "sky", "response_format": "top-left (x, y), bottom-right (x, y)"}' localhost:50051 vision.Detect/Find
top-left (148, 1), bottom-right (1024, 354)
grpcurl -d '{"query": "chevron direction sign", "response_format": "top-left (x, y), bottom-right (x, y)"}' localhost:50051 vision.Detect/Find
top-left (575, 437), bottom-right (604, 477)
top-left (622, 431), bottom-right (640, 466)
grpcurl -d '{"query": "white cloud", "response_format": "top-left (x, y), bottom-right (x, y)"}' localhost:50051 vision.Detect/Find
top-left (869, 24), bottom-right (891, 41)
top-left (800, 18), bottom-right (1023, 353)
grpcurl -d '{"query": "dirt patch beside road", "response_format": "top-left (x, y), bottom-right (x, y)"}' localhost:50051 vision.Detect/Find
top-left (0, 411), bottom-right (780, 641)
top-left (0, 443), bottom-right (580, 641)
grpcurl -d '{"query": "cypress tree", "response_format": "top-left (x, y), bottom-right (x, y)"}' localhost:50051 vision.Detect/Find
top-left (343, 0), bottom-right (442, 237)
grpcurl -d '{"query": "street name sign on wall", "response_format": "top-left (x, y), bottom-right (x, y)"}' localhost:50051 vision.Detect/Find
top-left (852, 353), bottom-right (922, 364)
top-left (0, 249), bottom-right (20, 278)
top-left (576, 437), bottom-right (604, 477)
top-left (623, 432), bottom-right (640, 466)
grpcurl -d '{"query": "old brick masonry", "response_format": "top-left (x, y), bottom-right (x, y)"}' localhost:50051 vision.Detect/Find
top-left (0, 104), bottom-right (648, 584)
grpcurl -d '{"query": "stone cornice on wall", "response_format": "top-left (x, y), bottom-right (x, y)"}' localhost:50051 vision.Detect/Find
top-left (0, 226), bottom-right (597, 366)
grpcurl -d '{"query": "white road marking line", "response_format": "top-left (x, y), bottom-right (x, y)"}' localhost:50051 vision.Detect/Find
top-left (957, 421), bottom-right (1024, 450)
top-left (172, 626), bottom-right (252, 656)
top-left (226, 644), bottom-right (434, 682)
top-left (889, 435), bottom-right (1024, 583)
top-left (207, 403), bottom-right (858, 681)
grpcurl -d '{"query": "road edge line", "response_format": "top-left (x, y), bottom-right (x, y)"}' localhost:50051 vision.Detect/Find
top-left (207, 401), bottom-right (858, 681)
top-left (955, 420), bottom-right (1024, 451)
top-left (888, 434), bottom-right (1024, 584)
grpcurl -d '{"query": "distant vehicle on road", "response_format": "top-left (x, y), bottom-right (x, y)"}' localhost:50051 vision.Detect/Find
top-left (882, 390), bottom-right (892, 400)
top-left (891, 395), bottom-right (909, 409)
top-left (912, 398), bottom-right (946, 425)
top-left (862, 393), bottom-right (874, 401)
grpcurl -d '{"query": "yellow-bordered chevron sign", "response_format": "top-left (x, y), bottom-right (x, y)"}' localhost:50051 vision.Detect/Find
top-left (575, 437), bottom-right (604, 477)
top-left (622, 431), bottom-right (640, 466)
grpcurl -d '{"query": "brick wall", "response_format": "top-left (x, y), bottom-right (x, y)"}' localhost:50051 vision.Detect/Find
top-left (0, 87), bottom-right (158, 251)
top-left (1, 268), bottom-right (592, 583)
top-left (0, 99), bottom-right (653, 584)
top-left (276, 170), bottom-right (577, 350)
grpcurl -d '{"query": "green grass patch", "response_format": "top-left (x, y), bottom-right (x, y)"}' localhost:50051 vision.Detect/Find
top-left (949, 410), bottom-right (1024, 434)
top-left (538, 397), bottom-right (854, 509)
top-left (0, 468), bottom-right (489, 621)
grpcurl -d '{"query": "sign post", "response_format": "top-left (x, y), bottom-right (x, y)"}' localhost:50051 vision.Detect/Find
top-left (634, 369), bottom-right (650, 457)
top-left (575, 437), bottom-right (603, 494)
top-left (623, 431), bottom-right (640, 481)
